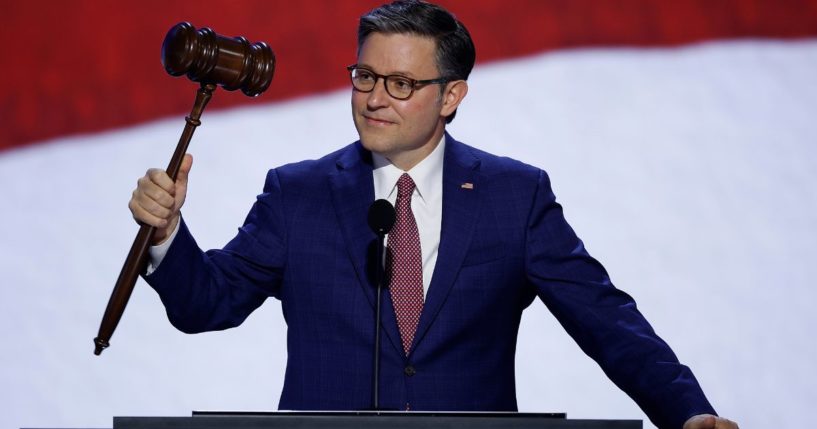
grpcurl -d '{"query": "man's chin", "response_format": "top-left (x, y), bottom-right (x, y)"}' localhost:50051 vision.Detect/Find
top-left (358, 134), bottom-right (393, 154)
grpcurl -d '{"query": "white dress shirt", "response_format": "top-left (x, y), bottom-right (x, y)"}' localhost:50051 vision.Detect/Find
top-left (372, 136), bottom-right (445, 298)
top-left (149, 136), bottom-right (446, 298)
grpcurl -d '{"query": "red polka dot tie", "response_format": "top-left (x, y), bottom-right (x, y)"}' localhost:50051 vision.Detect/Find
top-left (387, 173), bottom-right (424, 356)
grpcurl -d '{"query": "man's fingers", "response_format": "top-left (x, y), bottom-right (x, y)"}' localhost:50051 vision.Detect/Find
top-left (715, 417), bottom-right (739, 429)
top-left (683, 414), bottom-right (738, 429)
top-left (130, 192), bottom-right (173, 220)
top-left (130, 156), bottom-right (192, 229)
top-left (139, 194), bottom-right (174, 219)
top-left (176, 154), bottom-right (193, 186)
top-left (173, 154), bottom-right (193, 209)
top-left (128, 199), bottom-right (171, 228)
top-left (146, 168), bottom-right (176, 195)
top-left (134, 178), bottom-right (175, 209)
top-left (129, 161), bottom-right (190, 231)
top-left (684, 414), bottom-right (716, 429)
top-left (146, 186), bottom-right (176, 209)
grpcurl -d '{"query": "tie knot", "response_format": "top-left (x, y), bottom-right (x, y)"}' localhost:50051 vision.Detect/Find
top-left (396, 173), bottom-right (416, 199)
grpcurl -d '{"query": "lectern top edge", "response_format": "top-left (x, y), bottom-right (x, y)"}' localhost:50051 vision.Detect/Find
top-left (191, 410), bottom-right (568, 419)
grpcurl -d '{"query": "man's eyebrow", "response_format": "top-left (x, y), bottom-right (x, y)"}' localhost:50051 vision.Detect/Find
top-left (357, 64), bottom-right (417, 78)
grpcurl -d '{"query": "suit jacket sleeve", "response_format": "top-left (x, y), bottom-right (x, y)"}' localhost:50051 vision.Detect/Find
top-left (144, 168), bottom-right (287, 333)
top-left (524, 169), bottom-right (717, 429)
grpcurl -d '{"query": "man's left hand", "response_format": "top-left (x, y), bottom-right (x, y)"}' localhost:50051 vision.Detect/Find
top-left (683, 414), bottom-right (739, 429)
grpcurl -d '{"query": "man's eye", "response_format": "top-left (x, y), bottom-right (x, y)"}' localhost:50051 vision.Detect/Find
top-left (357, 71), bottom-right (375, 81)
top-left (392, 78), bottom-right (412, 90)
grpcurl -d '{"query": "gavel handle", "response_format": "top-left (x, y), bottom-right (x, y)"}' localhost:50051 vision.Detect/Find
top-left (94, 83), bottom-right (216, 355)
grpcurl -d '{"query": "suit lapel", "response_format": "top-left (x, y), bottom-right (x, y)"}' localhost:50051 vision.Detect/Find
top-left (411, 134), bottom-right (482, 354)
top-left (329, 142), bottom-right (404, 356)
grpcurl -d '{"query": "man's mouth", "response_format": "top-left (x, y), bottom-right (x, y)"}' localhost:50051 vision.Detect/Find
top-left (362, 114), bottom-right (395, 126)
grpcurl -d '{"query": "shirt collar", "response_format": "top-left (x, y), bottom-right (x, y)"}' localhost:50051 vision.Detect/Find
top-left (372, 134), bottom-right (445, 203)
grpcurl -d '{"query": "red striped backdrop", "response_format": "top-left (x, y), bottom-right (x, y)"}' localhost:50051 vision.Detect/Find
top-left (2, 0), bottom-right (816, 150)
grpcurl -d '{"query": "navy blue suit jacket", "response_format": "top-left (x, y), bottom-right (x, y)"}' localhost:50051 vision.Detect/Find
top-left (146, 134), bottom-right (715, 429)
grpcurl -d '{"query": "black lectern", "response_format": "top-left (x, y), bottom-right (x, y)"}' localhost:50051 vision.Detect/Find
top-left (113, 411), bottom-right (642, 429)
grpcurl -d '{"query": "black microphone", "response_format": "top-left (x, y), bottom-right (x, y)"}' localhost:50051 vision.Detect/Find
top-left (367, 199), bottom-right (395, 410)
top-left (368, 199), bottom-right (396, 236)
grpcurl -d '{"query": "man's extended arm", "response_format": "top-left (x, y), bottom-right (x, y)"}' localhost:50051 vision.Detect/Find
top-left (129, 153), bottom-right (283, 333)
top-left (524, 169), bottom-right (724, 429)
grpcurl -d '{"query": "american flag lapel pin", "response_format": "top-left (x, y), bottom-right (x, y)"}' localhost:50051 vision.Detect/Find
top-left (461, 182), bottom-right (474, 190)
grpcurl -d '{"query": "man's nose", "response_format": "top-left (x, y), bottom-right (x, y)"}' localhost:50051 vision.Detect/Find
top-left (366, 78), bottom-right (390, 108)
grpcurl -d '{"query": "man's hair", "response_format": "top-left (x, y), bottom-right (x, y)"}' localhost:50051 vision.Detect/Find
top-left (358, 0), bottom-right (476, 123)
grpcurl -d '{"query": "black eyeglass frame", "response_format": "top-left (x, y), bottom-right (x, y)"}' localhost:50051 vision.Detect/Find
top-left (347, 64), bottom-right (449, 100)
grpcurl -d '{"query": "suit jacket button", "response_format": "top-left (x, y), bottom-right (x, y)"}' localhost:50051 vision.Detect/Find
top-left (404, 365), bottom-right (416, 377)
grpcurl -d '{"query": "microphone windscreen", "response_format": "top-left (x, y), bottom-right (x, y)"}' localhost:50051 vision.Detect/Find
top-left (368, 199), bottom-right (396, 235)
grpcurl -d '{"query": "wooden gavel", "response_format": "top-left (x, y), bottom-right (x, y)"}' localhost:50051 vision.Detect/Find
top-left (93, 22), bottom-right (276, 355)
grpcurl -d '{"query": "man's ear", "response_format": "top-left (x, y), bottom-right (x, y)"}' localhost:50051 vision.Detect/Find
top-left (440, 80), bottom-right (468, 118)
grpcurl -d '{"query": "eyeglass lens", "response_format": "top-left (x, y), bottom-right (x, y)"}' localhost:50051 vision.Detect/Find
top-left (350, 68), bottom-right (416, 100)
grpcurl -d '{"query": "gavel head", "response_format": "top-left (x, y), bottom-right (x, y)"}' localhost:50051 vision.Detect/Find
top-left (161, 22), bottom-right (275, 97)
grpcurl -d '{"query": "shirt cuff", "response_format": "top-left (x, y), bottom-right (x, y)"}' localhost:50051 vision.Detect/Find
top-left (146, 219), bottom-right (181, 275)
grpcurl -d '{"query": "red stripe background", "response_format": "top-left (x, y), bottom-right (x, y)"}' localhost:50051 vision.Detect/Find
top-left (2, 0), bottom-right (816, 151)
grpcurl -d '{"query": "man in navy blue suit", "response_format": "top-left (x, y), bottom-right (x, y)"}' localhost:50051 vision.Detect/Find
top-left (129, 2), bottom-right (738, 428)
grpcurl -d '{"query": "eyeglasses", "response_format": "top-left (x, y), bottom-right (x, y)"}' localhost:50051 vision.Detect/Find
top-left (347, 65), bottom-right (448, 100)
